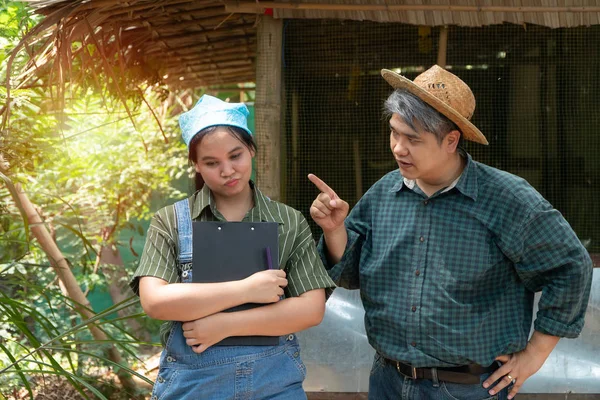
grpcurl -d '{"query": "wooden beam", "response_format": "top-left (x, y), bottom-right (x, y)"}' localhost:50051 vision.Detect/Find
top-left (166, 54), bottom-right (254, 69)
top-left (166, 59), bottom-right (253, 74)
top-left (107, 6), bottom-right (227, 23)
top-left (165, 44), bottom-right (255, 62)
top-left (151, 14), bottom-right (243, 32)
top-left (167, 74), bottom-right (255, 89)
top-left (144, 34), bottom-right (254, 54)
top-left (163, 66), bottom-right (255, 82)
top-left (224, 1), bottom-right (600, 14)
top-left (93, 0), bottom-right (196, 14)
top-left (155, 22), bottom-right (255, 42)
top-left (254, 15), bottom-right (282, 200)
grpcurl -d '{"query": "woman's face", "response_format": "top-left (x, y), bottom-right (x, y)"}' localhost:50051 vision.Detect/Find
top-left (193, 127), bottom-right (254, 199)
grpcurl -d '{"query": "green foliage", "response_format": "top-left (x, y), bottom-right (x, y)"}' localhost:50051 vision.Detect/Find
top-left (25, 89), bottom-right (187, 246)
top-left (0, 2), bottom-right (189, 397)
top-left (0, 1), bottom-right (38, 38)
top-left (0, 269), bottom-right (155, 397)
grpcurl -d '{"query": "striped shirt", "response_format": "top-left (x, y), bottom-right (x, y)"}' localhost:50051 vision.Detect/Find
top-left (319, 152), bottom-right (592, 368)
top-left (131, 182), bottom-right (335, 344)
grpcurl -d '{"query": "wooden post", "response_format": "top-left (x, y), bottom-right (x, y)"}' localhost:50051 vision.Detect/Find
top-left (255, 15), bottom-right (283, 200)
top-left (437, 26), bottom-right (448, 67)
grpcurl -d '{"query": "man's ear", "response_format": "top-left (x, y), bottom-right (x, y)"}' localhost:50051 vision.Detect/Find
top-left (445, 130), bottom-right (461, 153)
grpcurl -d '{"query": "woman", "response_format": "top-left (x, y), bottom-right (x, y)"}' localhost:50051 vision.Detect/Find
top-left (130, 95), bottom-right (335, 399)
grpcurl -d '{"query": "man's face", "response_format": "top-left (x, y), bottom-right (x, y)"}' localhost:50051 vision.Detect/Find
top-left (389, 113), bottom-right (455, 184)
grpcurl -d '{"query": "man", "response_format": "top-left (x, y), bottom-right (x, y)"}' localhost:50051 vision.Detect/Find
top-left (309, 65), bottom-right (592, 400)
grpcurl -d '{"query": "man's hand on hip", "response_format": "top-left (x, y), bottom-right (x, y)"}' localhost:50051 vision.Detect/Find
top-left (483, 331), bottom-right (559, 399)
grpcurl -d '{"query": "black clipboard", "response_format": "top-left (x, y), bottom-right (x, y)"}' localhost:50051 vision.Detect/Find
top-left (192, 221), bottom-right (279, 346)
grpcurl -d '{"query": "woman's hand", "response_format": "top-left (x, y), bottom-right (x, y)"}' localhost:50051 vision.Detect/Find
top-left (182, 313), bottom-right (230, 353)
top-left (243, 269), bottom-right (287, 303)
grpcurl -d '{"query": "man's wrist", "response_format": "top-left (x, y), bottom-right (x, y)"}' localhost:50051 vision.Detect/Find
top-left (527, 331), bottom-right (560, 358)
top-left (323, 224), bottom-right (346, 238)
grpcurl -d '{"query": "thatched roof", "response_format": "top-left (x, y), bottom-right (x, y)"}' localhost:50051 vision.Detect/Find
top-left (16, 0), bottom-right (257, 91)
top-left (13, 0), bottom-right (600, 93)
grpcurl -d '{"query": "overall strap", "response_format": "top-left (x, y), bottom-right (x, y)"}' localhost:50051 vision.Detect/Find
top-left (174, 199), bottom-right (193, 266)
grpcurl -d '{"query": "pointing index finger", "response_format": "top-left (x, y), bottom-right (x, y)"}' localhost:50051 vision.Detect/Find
top-left (308, 173), bottom-right (338, 199)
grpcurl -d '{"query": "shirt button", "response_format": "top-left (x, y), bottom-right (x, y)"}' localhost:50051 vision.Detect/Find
top-left (415, 270), bottom-right (421, 276)
top-left (411, 306), bottom-right (417, 312)
top-left (419, 236), bottom-right (425, 242)
top-left (423, 200), bottom-right (429, 205)
top-left (411, 342), bottom-right (417, 347)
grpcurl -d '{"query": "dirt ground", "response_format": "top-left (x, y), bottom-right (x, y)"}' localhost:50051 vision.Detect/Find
top-left (3, 351), bottom-right (161, 400)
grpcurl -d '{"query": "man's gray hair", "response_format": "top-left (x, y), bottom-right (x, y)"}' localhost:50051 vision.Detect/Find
top-left (384, 89), bottom-right (459, 143)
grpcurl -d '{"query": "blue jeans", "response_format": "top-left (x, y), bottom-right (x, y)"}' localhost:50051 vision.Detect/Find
top-left (150, 322), bottom-right (307, 400)
top-left (369, 353), bottom-right (511, 400)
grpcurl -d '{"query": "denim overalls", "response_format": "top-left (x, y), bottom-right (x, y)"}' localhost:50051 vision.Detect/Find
top-left (150, 199), bottom-right (307, 400)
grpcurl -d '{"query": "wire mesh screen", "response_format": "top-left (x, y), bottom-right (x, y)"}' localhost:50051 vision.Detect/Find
top-left (281, 19), bottom-right (600, 258)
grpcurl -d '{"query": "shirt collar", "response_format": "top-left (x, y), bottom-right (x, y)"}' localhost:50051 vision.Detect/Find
top-left (453, 152), bottom-right (478, 201)
top-left (389, 151), bottom-right (478, 201)
top-left (190, 181), bottom-right (284, 223)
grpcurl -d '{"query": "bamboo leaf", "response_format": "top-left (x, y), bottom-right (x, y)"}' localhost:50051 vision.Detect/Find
top-left (45, 347), bottom-right (154, 386)
top-left (0, 297), bottom-right (139, 374)
top-left (0, 342), bottom-right (33, 399)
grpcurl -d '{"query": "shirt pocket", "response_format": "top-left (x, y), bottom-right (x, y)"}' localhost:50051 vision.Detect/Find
top-left (436, 224), bottom-right (505, 286)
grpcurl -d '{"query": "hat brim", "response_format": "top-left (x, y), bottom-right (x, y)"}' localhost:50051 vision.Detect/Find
top-left (381, 69), bottom-right (489, 145)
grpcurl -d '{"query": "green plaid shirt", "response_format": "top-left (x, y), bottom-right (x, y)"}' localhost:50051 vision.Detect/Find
top-left (319, 153), bottom-right (592, 368)
top-left (132, 182), bottom-right (335, 345)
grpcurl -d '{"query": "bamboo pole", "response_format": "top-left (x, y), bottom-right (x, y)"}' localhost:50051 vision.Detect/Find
top-left (14, 185), bottom-right (139, 394)
top-left (225, 1), bottom-right (600, 14)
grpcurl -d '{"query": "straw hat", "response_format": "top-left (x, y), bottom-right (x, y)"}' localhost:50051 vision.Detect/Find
top-left (381, 65), bottom-right (488, 145)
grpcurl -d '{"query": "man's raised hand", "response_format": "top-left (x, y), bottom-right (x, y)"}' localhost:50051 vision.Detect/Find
top-left (308, 174), bottom-right (349, 233)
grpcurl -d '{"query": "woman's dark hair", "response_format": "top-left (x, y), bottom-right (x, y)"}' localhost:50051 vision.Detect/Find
top-left (188, 125), bottom-right (257, 191)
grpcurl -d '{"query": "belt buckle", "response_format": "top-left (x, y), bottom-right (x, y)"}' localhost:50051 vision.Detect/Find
top-left (396, 362), bottom-right (417, 379)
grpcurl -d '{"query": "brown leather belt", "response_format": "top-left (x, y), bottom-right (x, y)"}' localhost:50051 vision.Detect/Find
top-left (380, 355), bottom-right (499, 385)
